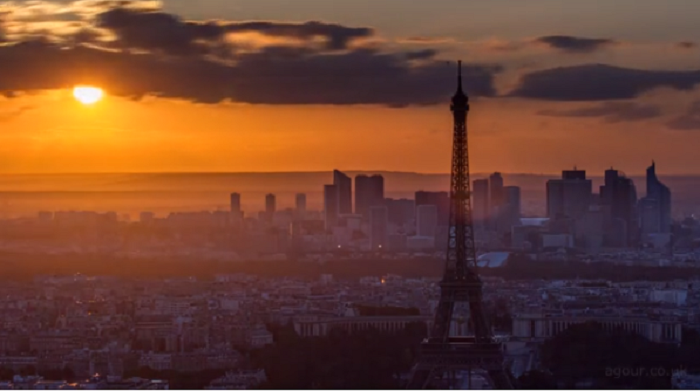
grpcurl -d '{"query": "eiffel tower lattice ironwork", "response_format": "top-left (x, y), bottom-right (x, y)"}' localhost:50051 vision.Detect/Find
top-left (405, 62), bottom-right (515, 390)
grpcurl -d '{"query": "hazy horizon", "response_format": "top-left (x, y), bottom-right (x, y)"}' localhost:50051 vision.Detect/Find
top-left (0, 169), bottom-right (690, 176)
top-left (0, 171), bottom-right (697, 219)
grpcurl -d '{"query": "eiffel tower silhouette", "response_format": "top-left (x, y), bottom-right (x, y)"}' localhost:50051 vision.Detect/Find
top-left (405, 62), bottom-right (515, 389)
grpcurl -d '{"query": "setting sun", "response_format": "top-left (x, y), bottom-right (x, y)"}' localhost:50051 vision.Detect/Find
top-left (73, 86), bottom-right (104, 105)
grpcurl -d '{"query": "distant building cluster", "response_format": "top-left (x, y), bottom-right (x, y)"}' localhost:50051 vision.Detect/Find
top-left (314, 170), bottom-right (518, 253)
top-left (536, 162), bottom-right (672, 253)
top-left (227, 169), bottom-right (471, 254)
top-left (0, 162), bottom-right (689, 261)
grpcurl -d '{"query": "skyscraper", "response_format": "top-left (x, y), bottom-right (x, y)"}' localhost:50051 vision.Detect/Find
top-left (333, 170), bottom-right (352, 215)
top-left (500, 186), bottom-right (522, 232)
top-left (546, 169), bottom-right (592, 219)
top-left (489, 172), bottom-right (504, 211)
top-left (295, 193), bottom-right (307, 220)
top-left (369, 205), bottom-right (388, 250)
top-left (230, 193), bottom-right (241, 214)
top-left (323, 185), bottom-right (339, 230)
top-left (416, 204), bottom-right (438, 237)
top-left (639, 198), bottom-right (660, 235)
top-left (640, 161), bottom-right (672, 234)
top-left (472, 179), bottom-right (489, 228)
top-left (599, 168), bottom-right (638, 246)
top-left (415, 191), bottom-right (450, 226)
top-left (265, 194), bottom-right (276, 222)
top-left (385, 198), bottom-right (415, 226)
top-left (355, 175), bottom-right (384, 218)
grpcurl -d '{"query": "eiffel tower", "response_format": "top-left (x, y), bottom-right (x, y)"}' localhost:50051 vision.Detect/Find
top-left (406, 62), bottom-right (515, 389)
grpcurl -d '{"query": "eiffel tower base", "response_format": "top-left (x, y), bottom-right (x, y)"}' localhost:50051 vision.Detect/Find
top-left (406, 337), bottom-right (515, 389)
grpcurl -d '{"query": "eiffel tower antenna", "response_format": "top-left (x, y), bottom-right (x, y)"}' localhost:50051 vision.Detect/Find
top-left (405, 61), bottom-right (514, 389)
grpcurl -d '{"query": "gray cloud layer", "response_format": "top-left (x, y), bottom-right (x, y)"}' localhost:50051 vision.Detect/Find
top-left (0, 40), bottom-right (500, 105)
top-left (1, 2), bottom-right (699, 109)
top-left (510, 64), bottom-right (700, 101)
top-left (95, 6), bottom-right (375, 55)
top-left (0, 3), bottom-right (501, 106)
top-left (535, 35), bottom-right (616, 53)
top-left (538, 102), bottom-right (662, 122)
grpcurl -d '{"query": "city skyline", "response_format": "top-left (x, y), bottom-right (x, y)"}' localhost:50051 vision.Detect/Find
top-left (1, 1), bottom-right (700, 174)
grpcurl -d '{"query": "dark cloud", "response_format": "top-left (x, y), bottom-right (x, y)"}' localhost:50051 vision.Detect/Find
top-left (677, 41), bottom-right (697, 49)
top-left (0, 2), bottom-right (506, 107)
top-left (510, 64), bottom-right (700, 101)
top-left (535, 35), bottom-right (616, 53)
top-left (405, 49), bottom-right (437, 60)
top-left (667, 101), bottom-right (700, 130)
top-left (95, 7), bottom-right (227, 56)
top-left (94, 6), bottom-right (374, 55)
top-left (0, 41), bottom-right (500, 106)
top-left (538, 102), bottom-right (662, 123)
top-left (0, 1), bottom-right (500, 107)
top-left (70, 27), bottom-right (106, 45)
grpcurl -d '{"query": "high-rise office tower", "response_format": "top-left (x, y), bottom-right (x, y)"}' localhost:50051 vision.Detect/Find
top-left (385, 198), bottom-right (416, 226)
top-left (333, 170), bottom-right (352, 215)
top-left (416, 204), bottom-right (438, 237)
top-left (264, 194), bottom-right (276, 222)
top-left (639, 198), bottom-right (660, 235)
top-left (492, 185), bottom-right (521, 234)
top-left (295, 193), bottom-right (307, 220)
top-left (415, 191), bottom-right (450, 226)
top-left (640, 161), bottom-right (672, 234)
top-left (355, 175), bottom-right (384, 218)
top-left (489, 173), bottom-right (505, 229)
top-left (472, 179), bottom-right (489, 228)
top-left (599, 168), bottom-right (638, 246)
top-left (230, 193), bottom-right (241, 214)
top-left (323, 185), bottom-right (339, 230)
top-left (489, 172), bottom-right (504, 208)
top-left (369, 205), bottom-right (388, 250)
top-left (546, 169), bottom-right (592, 219)
top-left (579, 205), bottom-right (605, 252)
top-left (501, 186), bottom-right (521, 232)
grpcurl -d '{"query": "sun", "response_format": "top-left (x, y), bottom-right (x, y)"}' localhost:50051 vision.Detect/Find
top-left (73, 85), bottom-right (104, 105)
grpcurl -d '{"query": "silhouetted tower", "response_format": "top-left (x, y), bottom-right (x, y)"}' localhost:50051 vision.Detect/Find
top-left (230, 193), bottom-right (241, 214)
top-left (406, 62), bottom-right (514, 389)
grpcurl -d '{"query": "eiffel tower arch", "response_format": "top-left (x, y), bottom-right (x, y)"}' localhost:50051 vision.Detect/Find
top-left (405, 62), bottom-right (515, 389)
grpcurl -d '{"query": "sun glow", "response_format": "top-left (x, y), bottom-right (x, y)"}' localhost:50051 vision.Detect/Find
top-left (73, 86), bottom-right (104, 105)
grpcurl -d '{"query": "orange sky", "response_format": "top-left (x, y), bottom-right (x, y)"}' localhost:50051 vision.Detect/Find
top-left (1, 88), bottom-right (698, 175)
top-left (1, 0), bottom-right (700, 175)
